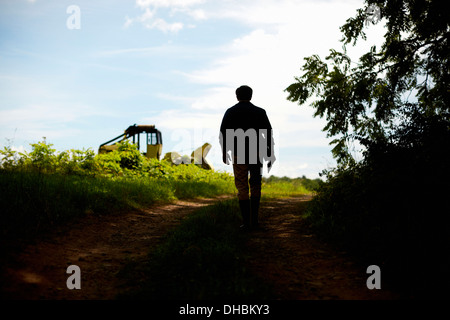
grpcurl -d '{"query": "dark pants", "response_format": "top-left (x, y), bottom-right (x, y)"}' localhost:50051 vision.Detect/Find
top-left (232, 163), bottom-right (262, 200)
top-left (233, 163), bottom-right (262, 228)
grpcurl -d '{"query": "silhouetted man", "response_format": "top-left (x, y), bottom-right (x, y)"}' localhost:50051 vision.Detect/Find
top-left (219, 85), bottom-right (275, 229)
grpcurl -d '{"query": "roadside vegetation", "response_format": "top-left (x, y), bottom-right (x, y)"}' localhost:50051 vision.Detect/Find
top-left (0, 138), bottom-right (317, 243)
top-left (0, 139), bottom-right (235, 242)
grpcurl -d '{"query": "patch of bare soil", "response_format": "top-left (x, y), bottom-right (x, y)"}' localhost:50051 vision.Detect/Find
top-left (246, 196), bottom-right (402, 300)
top-left (0, 196), bottom-right (230, 300)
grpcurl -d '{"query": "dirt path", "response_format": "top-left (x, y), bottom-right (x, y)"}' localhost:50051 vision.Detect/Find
top-left (246, 196), bottom-right (401, 300)
top-left (0, 196), bottom-right (230, 300)
top-left (1, 195), bottom-right (401, 300)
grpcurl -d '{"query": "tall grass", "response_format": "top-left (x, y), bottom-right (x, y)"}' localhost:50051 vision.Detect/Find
top-left (0, 139), bottom-right (235, 242)
top-left (262, 180), bottom-right (311, 198)
top-left (260, 175), bottom-right (321, 199)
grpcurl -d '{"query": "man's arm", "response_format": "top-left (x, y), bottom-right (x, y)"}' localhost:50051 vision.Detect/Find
top-left (219, 112), bottom-right (231, 164)
top-left (263, 111), bottom-right (276, 170)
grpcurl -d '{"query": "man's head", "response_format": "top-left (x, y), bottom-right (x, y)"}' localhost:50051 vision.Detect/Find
top-left (236, 85), bottom-right (253, 101)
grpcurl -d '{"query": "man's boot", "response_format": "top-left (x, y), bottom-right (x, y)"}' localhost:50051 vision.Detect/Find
top-left (250, 197), bottom-right (261, 228)
top-left (239, 199), bottom-right (251, 230)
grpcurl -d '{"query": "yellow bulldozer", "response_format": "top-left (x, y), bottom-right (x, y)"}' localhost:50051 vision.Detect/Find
top-left (98, 124), bottom-right (163, 160)
top-left (98, 124), bottom-right (213, 170)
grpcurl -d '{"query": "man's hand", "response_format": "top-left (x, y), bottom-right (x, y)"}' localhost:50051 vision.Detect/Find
top-left (267, 155), bottom-right (276, 173)
top-left (223, 152), bottom-right (231, 165)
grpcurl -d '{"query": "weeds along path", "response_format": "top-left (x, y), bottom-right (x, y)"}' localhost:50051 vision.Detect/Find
top-left (246, 196), bottom-right (401, 300)
top-left (0, 196), bottom-right (231, 300)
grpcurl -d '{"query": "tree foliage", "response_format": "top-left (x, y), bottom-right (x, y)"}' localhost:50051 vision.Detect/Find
top-left (285, 0), bottom-right (449, 165)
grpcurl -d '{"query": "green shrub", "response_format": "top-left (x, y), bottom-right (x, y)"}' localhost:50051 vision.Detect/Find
top-left (306, 112), bottom-right (450, 297)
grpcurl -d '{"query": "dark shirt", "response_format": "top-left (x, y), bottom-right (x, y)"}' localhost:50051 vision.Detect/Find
top-left (219, 101), bottom-right (274, 166)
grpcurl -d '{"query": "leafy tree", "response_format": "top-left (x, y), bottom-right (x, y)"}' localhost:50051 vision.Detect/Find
top-left (285, 0), bottom-right (449, 165)
top-left (25, 138), bottom-right (57, 173)
top-left (285, 0), bottom-right (450, 297)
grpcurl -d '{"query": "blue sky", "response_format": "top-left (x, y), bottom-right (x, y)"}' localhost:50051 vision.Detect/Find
top-left (0, 0), bottom-right (386, 178)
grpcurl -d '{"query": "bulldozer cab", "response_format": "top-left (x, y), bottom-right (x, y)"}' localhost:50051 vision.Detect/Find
top-left (145, 130), bottom-right (163, 159)
top-left (98, 124), bottom-right (163, 160)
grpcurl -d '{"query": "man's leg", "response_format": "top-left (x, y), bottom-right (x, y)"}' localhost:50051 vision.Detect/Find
top-left (233, 164), bottom-right (250, 228)
top-left (249, 164), bottom-right (262, 227)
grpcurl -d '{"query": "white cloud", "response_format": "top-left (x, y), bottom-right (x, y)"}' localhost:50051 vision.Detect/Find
top-left (130, 0), bottom-right (207, 32)
top-left (147, 109), bottom-right (222, 131)
top-left (136, 0), bottom-right (205, 9)
top-left (139, 7), bottom-right (155, 21)
top-left (186, 8), bottom-right (207, 20)
top-left (190, 86), bottom-right (236, 111)
top-left (0, 104), bottom-right (100, 142)
top-left (270, 161), bottom-right (309, 178)
top-left (150, 18), bottom-right (184, 33)
top-left (126, 6), bottom-right (184, 32)
top-left (124, 15), bottom-right (134, 28)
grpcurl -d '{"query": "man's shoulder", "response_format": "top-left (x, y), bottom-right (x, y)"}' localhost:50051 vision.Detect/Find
top-left (252, 104), bottom-right (267, 114)
top-left (226, 102), bottom-right (267, 113)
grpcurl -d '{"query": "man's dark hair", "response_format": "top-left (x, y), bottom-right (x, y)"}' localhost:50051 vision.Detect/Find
top-left (236, 85), bottom-right (253, 101)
